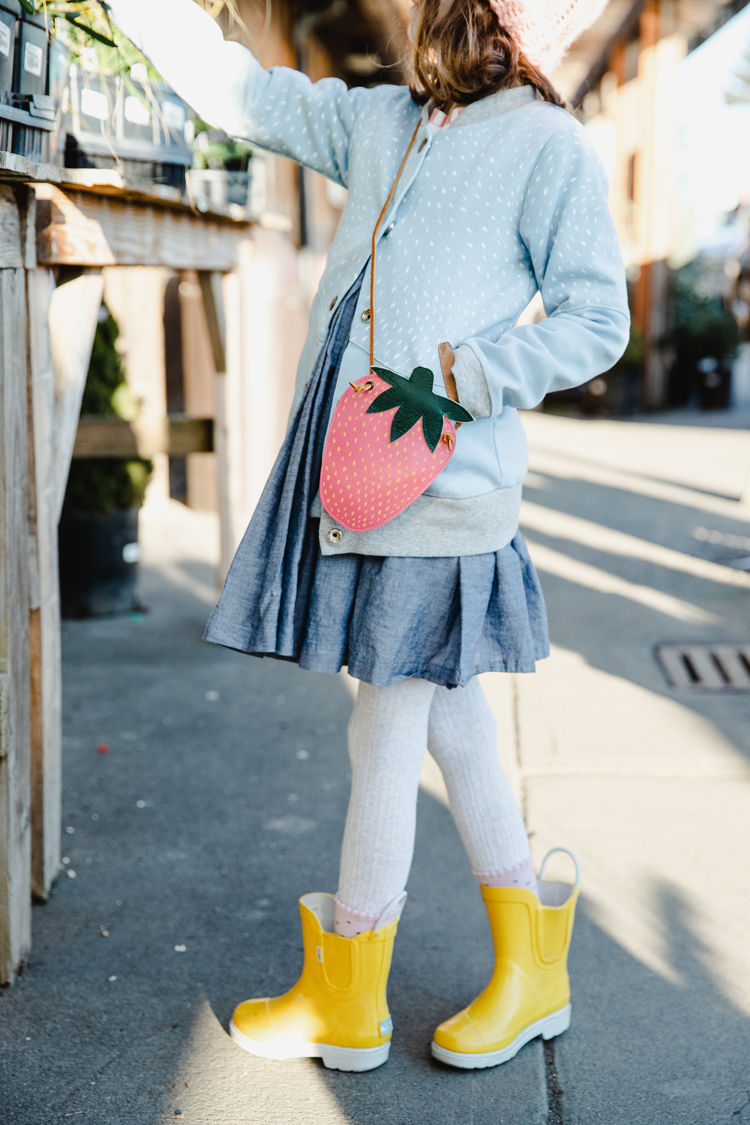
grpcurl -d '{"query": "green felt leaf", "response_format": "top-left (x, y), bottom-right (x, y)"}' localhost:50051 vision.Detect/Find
top-left (368, 365), bottom-right (473, 453)
top-left (441, 399), bottom-right (474, 424)
top-left (390, 404), bottom-right (423, 444)
top-left (422, 409), bottom-right (445, 452)
top-left (365, 386), bottom-right (405, 415)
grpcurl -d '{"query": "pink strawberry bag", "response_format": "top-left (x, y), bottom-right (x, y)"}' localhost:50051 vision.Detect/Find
top-left (320, 124), bottom-right (472, 533)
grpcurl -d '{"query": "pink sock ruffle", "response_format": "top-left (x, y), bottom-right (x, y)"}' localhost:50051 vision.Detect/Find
top-left (334, 895), bottom-right (401, 938)
top-left (474, 854), bottom-right (539, 896)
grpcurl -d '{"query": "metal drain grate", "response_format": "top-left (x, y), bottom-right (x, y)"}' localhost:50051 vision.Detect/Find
top-left (657, 645), bottom-right (750, 690)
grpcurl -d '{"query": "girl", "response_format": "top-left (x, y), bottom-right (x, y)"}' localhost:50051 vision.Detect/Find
top-left (109, 0), bottom-right (627, 1073)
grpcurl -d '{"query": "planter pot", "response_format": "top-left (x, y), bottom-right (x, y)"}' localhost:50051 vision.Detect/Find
top-left (14, 10), bottom-right (47, 98)
top-left (0, 1), bottom-right (20, 99)
top-left (187, 168), bottom-right (252, 211)
top-left (544, 364), bottom-right (641, 417)
top-left (59, 506), bottom-right (141, 618)
top-left (698, 358), bottom-right (732, 411)
top-left (61, 70), bottom-right (193, 188)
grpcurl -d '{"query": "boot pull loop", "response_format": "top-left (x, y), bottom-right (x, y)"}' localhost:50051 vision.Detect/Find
top-left (540, 847), bottom-right (581, 888)
top-left (374, 891), bottom-right (408, 933)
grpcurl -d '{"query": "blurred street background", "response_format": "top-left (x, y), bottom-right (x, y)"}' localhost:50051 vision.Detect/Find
top-left (1, 0), bottom-right (750, 1122)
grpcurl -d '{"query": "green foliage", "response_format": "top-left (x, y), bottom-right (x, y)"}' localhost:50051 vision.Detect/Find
top-left (64, 304), bottom-right (152, 514)
top-left (669, 280), bottom-right (740, 366)
top-left (33, 2), bottom-right (161, 79)
top-left (725, 41), bottom-right (750, 104)
top-left (192, 115), bottom-right (252, 170)
top-left (618, 324), bottom-right (645, 367)
top-left (64, 458), bottom-right (153, 515)
top-left (80, 306), bottom-right (126, 416)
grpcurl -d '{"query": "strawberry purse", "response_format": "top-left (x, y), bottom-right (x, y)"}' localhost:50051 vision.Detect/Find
top-left (320, 123), bottom-right (473, 533)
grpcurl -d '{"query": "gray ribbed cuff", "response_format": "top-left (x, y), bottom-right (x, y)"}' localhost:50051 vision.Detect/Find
top-left (452, 344), bottom-right (491, 419)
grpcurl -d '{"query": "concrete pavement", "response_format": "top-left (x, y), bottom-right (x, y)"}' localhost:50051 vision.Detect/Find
top-left (0, 503), bottom-right (547, 1124)
top-left (1, 410), bottom-right (750, 1123)
top-left (520, 411), bottom-right (750, 1124)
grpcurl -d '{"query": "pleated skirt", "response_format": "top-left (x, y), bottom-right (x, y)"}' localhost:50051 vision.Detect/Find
top-left (204, 276), bottom-right (549, 688)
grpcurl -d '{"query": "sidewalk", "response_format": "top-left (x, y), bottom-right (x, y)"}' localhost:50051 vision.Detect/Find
top-left (519, 411), bottom-right (750, 1124)
top-left (1, 412), bottom-right (749, 1124)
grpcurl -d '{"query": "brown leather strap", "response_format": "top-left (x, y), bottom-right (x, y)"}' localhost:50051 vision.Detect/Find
top-left (369, 119), bottom-right (423, 371)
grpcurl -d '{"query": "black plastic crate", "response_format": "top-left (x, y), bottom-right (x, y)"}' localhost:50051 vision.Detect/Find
top-left (47, 33), bottom-right (70, 164)
top-left (0, 7), bottom-right (59, 162)
top-left (15, 8), bottom-right (47, 97)
top-left (0, 0), bottom-right (20, 96)
top-left (63, 138), bottom-right (189, 190)
top-left (61, 68), bottom-right (193, 189)
top-left (0, 1), bottom-right (20, 152)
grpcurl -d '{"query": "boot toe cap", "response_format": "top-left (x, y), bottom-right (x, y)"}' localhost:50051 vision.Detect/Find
top-left (232, 992), bottom-right (326, 1048)
top-left (434, 1009), bottom-right (490, 1053)
top-left (232, 998), bottom-right (274, 1039)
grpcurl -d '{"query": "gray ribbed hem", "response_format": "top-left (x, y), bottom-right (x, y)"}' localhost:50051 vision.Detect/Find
top-left (315, 484), bottom-right (522, 558)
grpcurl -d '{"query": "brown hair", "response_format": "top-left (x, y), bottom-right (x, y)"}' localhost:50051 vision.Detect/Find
top-left (406, 0), bottom-right (565, 110)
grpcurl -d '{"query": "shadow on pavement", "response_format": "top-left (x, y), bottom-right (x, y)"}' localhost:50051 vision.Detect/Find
top-left (521, 467), bottom-right (750, 766)
top-left (557, 885), bottom-right (750, 1125)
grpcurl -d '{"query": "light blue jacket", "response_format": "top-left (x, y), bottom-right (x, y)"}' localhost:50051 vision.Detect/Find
top-left (110, 0), bottom-right (630, 557)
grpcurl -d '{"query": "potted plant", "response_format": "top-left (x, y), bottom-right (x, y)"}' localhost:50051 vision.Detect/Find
top-left (187, 115), bottom-right (254, 211)
top-left (59, 304), bottom-right (153, 617)
top-left (668, 266), bottom-right (740, 410)
top-left (543, 325), bottom-right (644, 417)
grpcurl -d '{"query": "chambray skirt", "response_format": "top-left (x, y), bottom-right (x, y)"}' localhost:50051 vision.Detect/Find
top-left (204, 276), bottom-right (549, 688)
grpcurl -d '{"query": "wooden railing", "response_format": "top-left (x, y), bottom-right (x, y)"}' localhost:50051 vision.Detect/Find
top-left (72, 415), bottom-right (214, 458)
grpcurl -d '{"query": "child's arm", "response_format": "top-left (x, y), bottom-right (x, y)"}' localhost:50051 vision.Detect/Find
top-left (107, 0), bottom-right (365, 185)
top-left (453, 125), bottom-right (630, 416)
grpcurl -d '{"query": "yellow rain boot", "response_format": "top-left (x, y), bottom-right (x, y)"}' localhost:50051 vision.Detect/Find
top-left (432, 848), bottom-right (580, 1069)
top-left (230, 891), bottom-right (404, 1072)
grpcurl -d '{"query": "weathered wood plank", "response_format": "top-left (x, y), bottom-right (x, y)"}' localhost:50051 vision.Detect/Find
top-left (24, 267), bottom-right (101, 903)
top-left (48, 272), bottom-right (105, 522)
top-left (0, 267), bottom-right (32, 983)
top-left (27, 268), bottom-right (62, 899)
top-left (198, 271), bottom-right (227, 375)
top-left (0, 186), bottom-right (23, 269)
top-left (72, 415), bottom-right (214, 458)
top-left (168, 416), bottom-right (215, 457)
top-left (102, 267), bottom-right (172, 503)
top-left (200, 270), bottom-right (240, 582)
top-left (36, 186), bottom-right (249, 272)
top-left (236, 229), bottom-right (307, 516)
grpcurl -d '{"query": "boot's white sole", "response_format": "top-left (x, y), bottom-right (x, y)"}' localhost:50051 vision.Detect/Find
top-left (431, 1003), bottom-right (571, 1070)
top-left (229, 1019), bottom-right (391, 1072)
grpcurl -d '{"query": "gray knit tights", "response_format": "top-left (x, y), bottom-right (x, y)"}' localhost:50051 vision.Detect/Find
top-left (334, 677), bottom-right (536, 937)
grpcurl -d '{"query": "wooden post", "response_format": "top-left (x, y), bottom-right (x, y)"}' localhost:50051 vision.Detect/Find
top-left (0, 266), bottom-right (31, 983)
top-left (238, 229), bottom-right (307, 518)
top-left (631, 3), bottom-right (687, 409)
top-left (103, 267), bottom-right (171, 503)
top-left (27, 268), bottom-right (58, 904)
top-left (0, 177), bottom-right (252, 984)
top-left (198, 269), bottom-right (238, 583)
top-left (178, 272), bottom-right (219, 512)
top-left (27, 267), bottom-right (103, 900)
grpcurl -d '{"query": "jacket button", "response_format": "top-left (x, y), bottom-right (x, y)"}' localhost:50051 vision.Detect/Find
top-left (327, 528), bottom-right (343, 544)
top-left (329, 296), bottom-right (337, 310)
top-left (361, 309), bottom-right (371, 323)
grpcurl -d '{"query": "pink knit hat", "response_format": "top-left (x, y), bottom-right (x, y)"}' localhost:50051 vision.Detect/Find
top-left (488, 0), bottom-right (610, 73)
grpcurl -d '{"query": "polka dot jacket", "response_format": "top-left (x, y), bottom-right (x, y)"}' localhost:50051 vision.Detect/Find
top-left (110, 0), bottom-right (630, 555)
